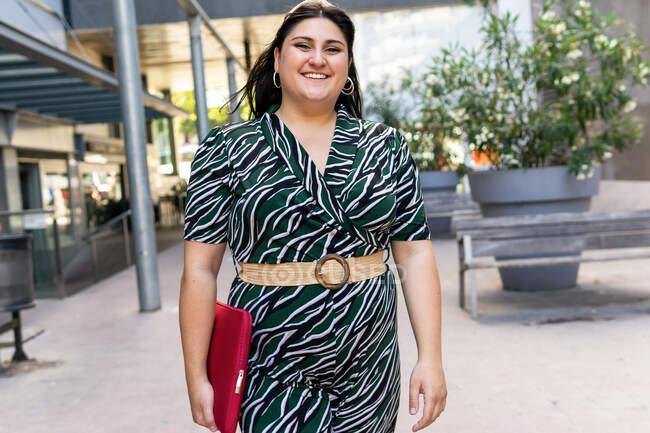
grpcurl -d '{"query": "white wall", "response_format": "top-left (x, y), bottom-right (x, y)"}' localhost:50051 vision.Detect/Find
top-left (352, 4), bottom-right (486, 92)
top-left (351, 1), bottom-right (534, 95)
top-left (12, 116), bottom-right (74, 152)
top-left (497, 0), bottom-right (534, 45)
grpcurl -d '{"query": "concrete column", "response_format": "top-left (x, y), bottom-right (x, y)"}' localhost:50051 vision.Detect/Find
top-left (227, 56), bottom-right (240, 124)
top-left (188, 13), bottom-right (210, 141)
top-left (112, 0), bottom-right (161, 312)
top-left (0, 147), bottom-right (22, 232)
top-left (0, 109), bottom-right (20, 229)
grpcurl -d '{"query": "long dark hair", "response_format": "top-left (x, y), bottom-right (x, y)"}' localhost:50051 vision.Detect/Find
top-left (225, 0), bottom-right (363, 119)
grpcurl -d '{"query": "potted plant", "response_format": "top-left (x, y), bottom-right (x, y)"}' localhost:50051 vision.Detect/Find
top-left (365, 74), bottom-right (470, 233)
top-left (365, 74), bottom-right (469, 187)
top-left (411, 0), bottom-right (649, 290)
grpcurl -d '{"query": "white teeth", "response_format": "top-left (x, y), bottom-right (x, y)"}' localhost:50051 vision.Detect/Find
top-left (304, 73), bottom-right (327, 79)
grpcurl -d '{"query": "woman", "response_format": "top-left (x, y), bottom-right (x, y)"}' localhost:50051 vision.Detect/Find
top-left (179, 1), bottom-right (446, 432)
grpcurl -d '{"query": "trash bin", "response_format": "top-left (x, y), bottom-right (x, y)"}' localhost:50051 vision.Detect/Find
top-left (0, 234), bottom-right (35, 311)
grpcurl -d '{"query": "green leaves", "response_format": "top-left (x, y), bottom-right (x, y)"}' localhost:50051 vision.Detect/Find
top-left (413, 0), bottom-right (648, 177)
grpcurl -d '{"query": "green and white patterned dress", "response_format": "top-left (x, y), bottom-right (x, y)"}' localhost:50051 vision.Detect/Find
top-left (184, 101), bottom-right (430, 433)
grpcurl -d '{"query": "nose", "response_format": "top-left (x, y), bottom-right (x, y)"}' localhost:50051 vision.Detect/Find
top-left (308, 49), bottom-right (326, 66)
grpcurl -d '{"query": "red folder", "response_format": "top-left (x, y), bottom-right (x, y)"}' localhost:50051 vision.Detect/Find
top-left (206, 300), bottom-right (253, 433)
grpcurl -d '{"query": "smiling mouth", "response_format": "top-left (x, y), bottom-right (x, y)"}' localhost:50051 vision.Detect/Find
top-left (302, 73), bottom-right (329, 80)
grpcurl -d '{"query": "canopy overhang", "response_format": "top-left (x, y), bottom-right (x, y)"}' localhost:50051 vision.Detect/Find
top-left (0, 21), bottom-right (189, 124)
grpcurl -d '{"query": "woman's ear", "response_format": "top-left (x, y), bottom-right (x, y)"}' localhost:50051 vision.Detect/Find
top-left (274, 47), bottom-right (280, 72)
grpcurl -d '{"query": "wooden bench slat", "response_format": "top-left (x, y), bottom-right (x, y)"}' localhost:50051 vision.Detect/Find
top-left (422, 190), bottom-right (468, 197)
top-left (422, 191), bottom-right (481, 220)
top-left (455, 220), bottom-right (650, 240)
top-left (456, 208), bottom-right (650, 320)
top-left (423, 195), bottom-right (476, 203)
top-left (425, 201), bottom-right (478, 210)
top-left (465, 249), bottom-right (650, 269)
top-left (454, 209), bottom-right (650, 231)
top-left (428, 208), bottom-right (481, 218)
top-left (425, 204), bottom-right (479, 214)
top-left (471, 231), bottom-right (650, 256)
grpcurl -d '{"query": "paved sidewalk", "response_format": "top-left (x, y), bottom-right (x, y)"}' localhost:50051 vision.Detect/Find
top-left (1, 236), bottom-right (649, 433)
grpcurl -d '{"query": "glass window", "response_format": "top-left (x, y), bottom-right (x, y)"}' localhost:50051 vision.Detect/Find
top-left (153, 118), bottom-right (174, 175)
top-left (81, 165), bottom-right (124, 229)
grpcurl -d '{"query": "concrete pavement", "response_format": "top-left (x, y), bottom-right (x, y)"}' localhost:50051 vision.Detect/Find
top-left (1, 235), bottom-right (649, 433)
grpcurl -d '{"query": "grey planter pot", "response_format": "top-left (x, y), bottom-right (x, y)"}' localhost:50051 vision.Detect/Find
top-left (467, 165), bottom-right (601, 291)
top-left (419, 170), bottom-right (460, 234)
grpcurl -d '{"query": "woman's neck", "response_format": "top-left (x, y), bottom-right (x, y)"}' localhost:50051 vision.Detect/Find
top-left (274, 99), bottom-right (337, 129)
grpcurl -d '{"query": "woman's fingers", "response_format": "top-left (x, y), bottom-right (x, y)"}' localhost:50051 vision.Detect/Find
top-left (202, 401), bottom-right (218, 432)
top-left (192, 404), bottom-right (217, 432)
top-left (411, 383), bottom-right (435, 431)
top-left (409, 376), bottom-right (420, 415)
top-left (189, 379), bottom-right (219, 432)
top-left (410, 364), bottom-right (448, 431)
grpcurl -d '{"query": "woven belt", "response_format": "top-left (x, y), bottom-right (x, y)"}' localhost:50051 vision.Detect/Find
top-left (237, 250), bottom-right (388, 289)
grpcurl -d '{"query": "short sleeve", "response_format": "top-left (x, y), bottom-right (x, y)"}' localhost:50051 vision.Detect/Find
top-left (183, 126), bottom-right (233, 244)
top-left (388, 128), bottom-right (431, 241)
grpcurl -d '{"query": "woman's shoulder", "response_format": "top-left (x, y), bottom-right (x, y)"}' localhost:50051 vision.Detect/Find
top-left (357, 118), bottom-right (403, 151)
top-left (208, 117), bottom-right (262, 142)
top-left (197, 118), bottom-right (264, 157)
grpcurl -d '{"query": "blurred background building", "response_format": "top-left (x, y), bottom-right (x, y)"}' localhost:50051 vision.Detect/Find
top-left (0, 0), bottom-right (648, 298)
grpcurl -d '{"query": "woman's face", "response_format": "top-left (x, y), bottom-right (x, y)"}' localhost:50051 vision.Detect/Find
top-left (274, 17), bottom-right (352, 107)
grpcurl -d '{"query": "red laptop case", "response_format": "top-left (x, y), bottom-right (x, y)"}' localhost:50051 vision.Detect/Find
top-left (206, 300), bottom-right (253, 433)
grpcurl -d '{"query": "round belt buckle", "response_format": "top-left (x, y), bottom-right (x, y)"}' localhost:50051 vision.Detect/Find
top-left (314, 254), bottom-right (350, 289)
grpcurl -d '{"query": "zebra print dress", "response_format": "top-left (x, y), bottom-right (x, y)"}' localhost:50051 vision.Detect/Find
top-left (184, 101), bottom-right (431, 433)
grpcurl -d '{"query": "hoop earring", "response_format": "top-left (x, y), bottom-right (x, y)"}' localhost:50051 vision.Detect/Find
top-left (273, 71), bottom-right (281, 88)
top-left (341, 76), bottom-right (354, 95)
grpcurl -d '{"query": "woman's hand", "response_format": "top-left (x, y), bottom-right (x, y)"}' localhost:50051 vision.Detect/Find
top-left (409, 360), bottom-right (447, 431)
top-left (180, 241), bottom-right (226, 432)
top-left (188, 377), bottom-right (219, 432)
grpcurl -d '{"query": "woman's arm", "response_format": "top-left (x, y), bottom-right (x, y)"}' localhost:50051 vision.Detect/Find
top-left (391, 238), bottom-right (447, 432)
top-left (179, 239), bottom-right (227, 433)
top-left (391, 239), bottom-right (442, 365)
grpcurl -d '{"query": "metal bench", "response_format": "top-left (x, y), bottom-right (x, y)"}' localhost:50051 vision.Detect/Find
top-left (0, 234), bottom-right (36, 372)
top-left (453, 209), bottom-right (650, 319)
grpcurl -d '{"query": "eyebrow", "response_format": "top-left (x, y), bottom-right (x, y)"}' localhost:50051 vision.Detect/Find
top-left (290, 36), bottom-right (344, 46)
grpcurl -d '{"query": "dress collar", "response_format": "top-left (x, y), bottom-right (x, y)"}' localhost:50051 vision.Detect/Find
top-left (264, 101), bottom-right (352, 119)
top-left (259, 101), bottom-right (375, 247)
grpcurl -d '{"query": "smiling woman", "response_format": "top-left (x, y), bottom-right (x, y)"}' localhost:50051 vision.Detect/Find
top-left (268, 16), bottom-right (356, 177)
top-left (179, 2), bottom-right (446, 433)
top-left (228, 0), bottom-right (362, 119)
